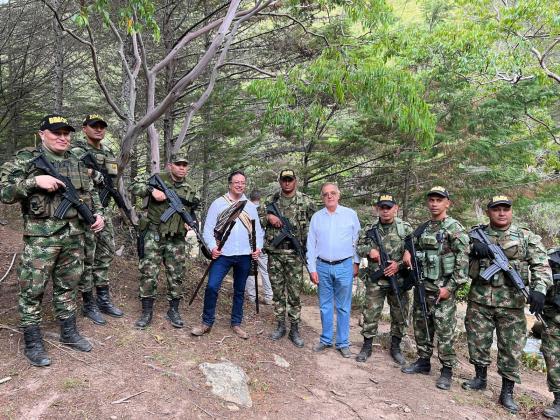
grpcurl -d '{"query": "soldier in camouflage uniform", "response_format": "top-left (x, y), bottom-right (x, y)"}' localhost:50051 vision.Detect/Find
top-left (463, 195), bottom-right (550, 413)
top-left (71, 114), bottom-right (124, 325)
top-left (265, 169), bottom-right (316, 347)
top-left (129, 152), bottom-right (199, 329)
top-left (356, 194), bottom-right (413, 365)
top-left (401, 186), bottom-right (469, 391)
top-left (543, 249), bottom-right (560, 418)
top-left (0, 114), bottom-right (105, 366)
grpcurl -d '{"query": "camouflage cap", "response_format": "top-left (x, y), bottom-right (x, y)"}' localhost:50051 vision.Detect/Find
top-left (487, 195), bottom-right (512, 208)
top-left (427, 186), bottom-right (449, 198)
top-left (279, 169), bottom-right (296, 180)
top-left (170, 152), bottom-right (189, 164)
top-left (376, 193), bottom-right (396, 207)
top-left (83, 114), bottom-right (108, 128)
top-left (39, 114), bottom-right (75, 132)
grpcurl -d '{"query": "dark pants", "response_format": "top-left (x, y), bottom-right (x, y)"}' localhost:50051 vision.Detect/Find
top-left (202, 254), bottom-right (251, 326)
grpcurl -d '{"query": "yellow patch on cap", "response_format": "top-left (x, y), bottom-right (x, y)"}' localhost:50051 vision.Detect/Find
top-left (87, 114), bottom-right (104, 120)
top-left (492, 195), bottom-right (509, 202)
top-left (379, 194), bottom-right (393, 201)
top-left (430, 186), bottom-right (446, 192)
top-left (48, 116), bottom-right (68, 124)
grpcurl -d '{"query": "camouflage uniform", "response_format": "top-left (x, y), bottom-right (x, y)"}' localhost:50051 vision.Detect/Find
top-left (129, 171), bottom-right (199, 300)
top-left (357, 218), bottom-right (413, 339)
top-left (264, 191), bottom-right (316, 325)
top-left (71, 139), bottom-right (118, 292)
top-left (466, 224), bottom-right (551, 383)
top-left (543, 253), bottom-right (560, 418)
top-left (411, 217), bottom-right (469, 368)
top-left (0, 146), bottom-right (101, 326)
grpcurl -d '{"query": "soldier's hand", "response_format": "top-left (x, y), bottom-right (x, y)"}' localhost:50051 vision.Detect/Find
top-left (91, 214), bottom-right (105, 233)
top-left (528, 290), bottom-right (546, 316)
top-left (353, 263), bottom-right (359, 278)
top-left (470, 241), bottom-right (490, 259)
top-left (436, 287), bottom-right (451, 303)
top-left (402, 250), bottom-right (412, 268)
top-left (211, 247), bottom-right (222, 260)
top-left (267, 214), bottom-right (283, 228)
top-left (310, 272), bottom-right (319, 285)
top-left (184, 223), bottom-right (192, 231)
top-left (383, 260), bottom-right (399, 277)
top-left (35, 175), bottom-right (65, 192)
top-left (252, 248), bottom-right (261, 260)
top-left (369, 248), bottom-right (380, 262)
top-left (152, 189), bottom-right (166, 201)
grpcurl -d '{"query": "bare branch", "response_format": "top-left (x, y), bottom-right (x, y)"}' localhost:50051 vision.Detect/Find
top-left (219, 61), bottom-right (276, 77)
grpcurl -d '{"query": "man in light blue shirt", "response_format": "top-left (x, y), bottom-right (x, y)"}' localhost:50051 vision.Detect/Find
top-left (307, 182), bottom-right (360, 357)
top-left (191, 170), bottom-right (263, 339)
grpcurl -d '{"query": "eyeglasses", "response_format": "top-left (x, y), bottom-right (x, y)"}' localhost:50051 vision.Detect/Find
top-left (322, 191), bottom-right (338, 198)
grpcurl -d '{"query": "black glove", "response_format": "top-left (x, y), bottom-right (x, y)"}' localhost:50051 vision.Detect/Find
top-left (470, 241), bottom-right (490, 259)
top-left (528, 290), bottom-right (546, 316)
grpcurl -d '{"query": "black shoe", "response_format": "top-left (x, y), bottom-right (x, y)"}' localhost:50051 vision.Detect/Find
top-left (462, 365), bottom-right (487, 391)
top-left (81, 291), bottom-right (106, 325)
top-left (270, 321), bottom-right (286, 341)
top-left (96, 285), bottom-right (124, 317)
top-left (59, 315), bottom-right (92, 352)
top-left (390, 335), bottom-right (406, 365)
top-left (544, 392), bottom-right (560, 419)
top-left (23, 325), bottom-right (51, 367)
top-left (288, 323), bottom-right (304, 348)
top-left (499, 377), bottom-right (519, 414)
top-left (165, 298), bottom-right (184, 328)
top-left (135, 297), bottom-right (154, 329)
top-left (436, 366), bottom-right (453, 390)
top-left (313, 342), bottom-right (331, 352)
top-left (356, 337), bottom-right (373, 362)
top-left (401, 357), bottom-right (431, 375)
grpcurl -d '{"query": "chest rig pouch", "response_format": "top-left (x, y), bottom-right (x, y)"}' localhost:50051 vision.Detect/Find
top-left (418, 225), bottom-right (456, 282)
top-left (480, 228), bottom-right (528, 287)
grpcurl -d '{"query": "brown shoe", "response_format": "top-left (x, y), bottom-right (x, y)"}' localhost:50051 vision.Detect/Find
top-left (231, 325), bottom-right (248, 340)
top-left (191, 323), bottom-right (211, 336)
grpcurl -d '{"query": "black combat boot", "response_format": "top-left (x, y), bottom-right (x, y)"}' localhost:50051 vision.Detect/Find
top-left (81, 291), bottom-right (106, 325)
top-left (135, 297), bottom-right (154, 329)
top-left (390, 335), bottom-right (406, 365)
top-left (401, 357), bottom-right (431, 374)
top-left (165, 298), bottom-right (184, 328)
top-left (23, 325), bottom-right (51, 367)
top-left (356, 337), bottom-right (373, 362)
top-left (499, 377), bottom-right (519, 414)
top-left (288, 323), bottom-right (304, 348)
top-left (96, 285), bottom-right (124, 317)
top-left (462, 365), bottom-right (487, 391)
top-left (544, 392), bottom-right (560, 419)
top-left (59, 315), bottom-right (93, 352)
top-left (436, 366), bottom-right (453, 390)
top-left (270, 320), bottom-right (286, 340)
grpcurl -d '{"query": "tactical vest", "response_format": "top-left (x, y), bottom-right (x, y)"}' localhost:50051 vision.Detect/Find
top-left (73, 141), bottom-right (118, 187)
top-left (416, 218), bottom-right (459, 285)
top-left (366, 218), bottom-right (410, 283)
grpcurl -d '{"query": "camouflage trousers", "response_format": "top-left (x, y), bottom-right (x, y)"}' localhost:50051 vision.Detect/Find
top-left (18, 228), bottom-right (84, 327)
top-left (269, 252), bottom-right (304, 324)
top-left (79, 216), bottom-right (115, 292)
top-left (361, 282), bottom-right (410, 339)
top-left (542, 315), bottom-right (560, 392)
top-left (413, 290), bottom-right (457, 368)
top-left (465, 301), bottom-right (526, 383)
top-left (138, 230), bottom-right (186, 300)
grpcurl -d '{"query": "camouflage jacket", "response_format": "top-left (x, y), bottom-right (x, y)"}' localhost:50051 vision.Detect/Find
top-left (546, 249), bottom-right (560, 324)
top-left (263, 190), bottom-right (316, 254)
top-left (468, 224), bottom-right (552, 309)
top-left (71, 139), bottom-right (118, 192)
top-left (0, 146), bottom-right (101, 237)
top-left (357, 217), bottom-right (413, 287)
top-left (129, 171), bottom-right (199, 237)
top-left (414, 216), bottom-right (469, 294)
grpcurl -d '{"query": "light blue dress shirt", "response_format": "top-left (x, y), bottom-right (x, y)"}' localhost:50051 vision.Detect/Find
top-left (306, 204), bottom-right (361, 272)
top-left (203, 193), bottom-right (264, 256)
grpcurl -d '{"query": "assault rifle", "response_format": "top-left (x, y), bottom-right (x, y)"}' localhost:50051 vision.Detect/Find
top-left (470, 226), bottom-right (547, 327)
top-left (148, 174), bottom-right (211, 260)
top-left (80, 153), bottom-right (133, 224)
top-left (404, 233), bottom-right (430, 340)
top-left (31, 154), bottom-right (96, 225)
top-left (367, 227), bottom-right (406, 323)
top-left (266, 201), bottom-right (310, 274)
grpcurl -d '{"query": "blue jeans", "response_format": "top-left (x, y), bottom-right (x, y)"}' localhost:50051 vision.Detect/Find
top-left (317, 258), bottom-right (354, 349)
top-left (202, 254), bottom-right (251, 327)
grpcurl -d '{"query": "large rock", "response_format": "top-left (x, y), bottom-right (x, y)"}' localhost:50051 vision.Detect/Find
top-left (199, 362), bottom-right (252, 408)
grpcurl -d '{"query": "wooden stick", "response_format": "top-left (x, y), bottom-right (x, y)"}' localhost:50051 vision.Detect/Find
top-left (0, 253), bottom-right (17, 284)
top-left (111, 390), bottom-right (148, 404)
top-left (332, 397), bottom-right (363, 420)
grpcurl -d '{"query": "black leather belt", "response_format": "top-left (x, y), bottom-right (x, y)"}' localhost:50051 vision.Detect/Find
top-left (317, 257), bottom-right (350, 265)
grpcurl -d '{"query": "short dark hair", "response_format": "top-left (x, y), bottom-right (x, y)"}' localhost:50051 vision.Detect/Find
top-left (249, 190), bottom-right (261, 201)
top-left (228, 170), bottom-right (246, 183)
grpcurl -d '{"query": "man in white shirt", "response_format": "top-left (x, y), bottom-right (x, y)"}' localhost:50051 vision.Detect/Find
top-left (307, 182), bottom-right (361, 357)
top-left (191, 170), bottom-right (263, 339)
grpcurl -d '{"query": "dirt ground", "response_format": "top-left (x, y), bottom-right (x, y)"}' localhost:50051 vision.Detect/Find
top-left (0, 204), bottom-right (555, 420)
